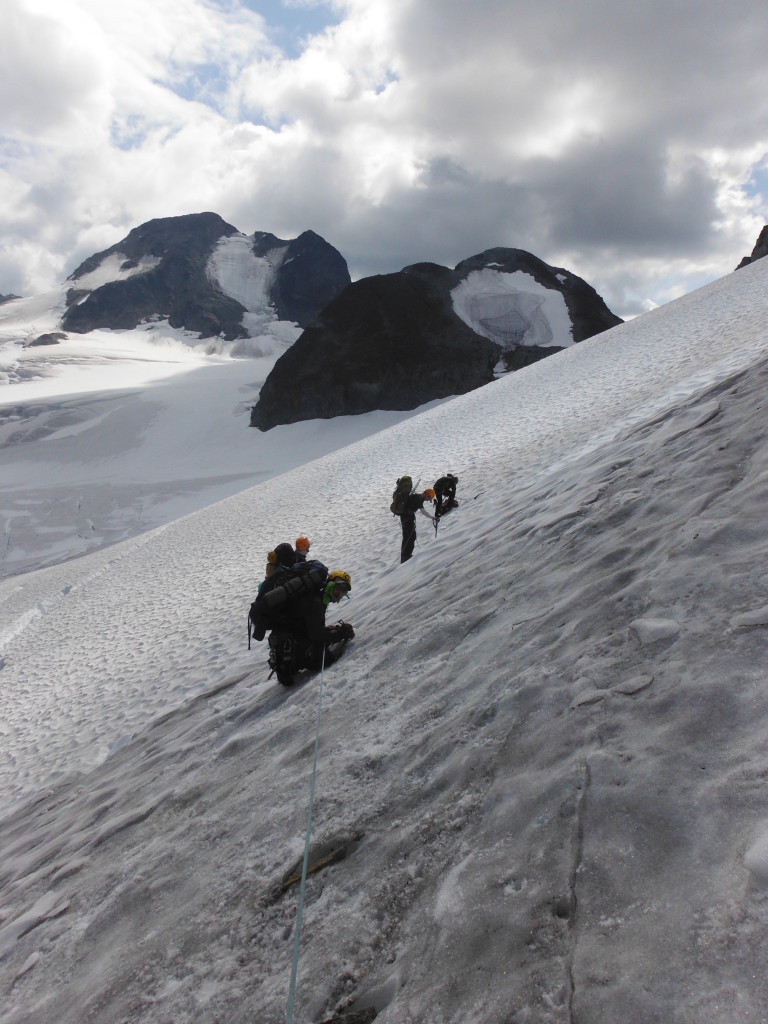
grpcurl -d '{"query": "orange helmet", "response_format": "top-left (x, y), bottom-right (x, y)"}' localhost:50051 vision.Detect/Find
top-left (424, 488), bottom-right (435, 500)
top-left (295, 536), bottom-right (311, 552)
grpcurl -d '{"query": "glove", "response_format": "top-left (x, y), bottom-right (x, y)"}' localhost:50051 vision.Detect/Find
top-left (337, 621), bottom-right (355, 641)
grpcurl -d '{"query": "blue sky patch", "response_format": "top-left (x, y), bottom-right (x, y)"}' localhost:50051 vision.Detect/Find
top-left (239, 0), bottom-right (341, 57)
top-left (746, 156), bottom-right (768, 203)
top-left (109, 116), bottom-right (150, 152)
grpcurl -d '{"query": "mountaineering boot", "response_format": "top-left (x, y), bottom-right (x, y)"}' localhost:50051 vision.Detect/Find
top-left (268, 633), bottom-right (300, 686)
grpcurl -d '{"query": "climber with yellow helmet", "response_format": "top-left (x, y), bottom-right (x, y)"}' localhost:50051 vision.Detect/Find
top-left (259, 565), bottom-right (354, 685)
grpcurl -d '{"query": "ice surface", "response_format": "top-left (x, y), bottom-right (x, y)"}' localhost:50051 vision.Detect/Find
top-left (1, 259), bottom-right (768, 1022)
top-left (745, 830), bottom-right (768, 885)
top-left (451, 268), bottom-right (574, 348)
top-left (628, 617), bottom-right (681, 645)
top-left (0, 288), bottom-right (69, 350)
top-left (206, 233), bottom-right (286, 319)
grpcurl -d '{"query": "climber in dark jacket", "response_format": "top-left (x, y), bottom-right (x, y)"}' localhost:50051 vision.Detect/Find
top-left (399, 488), bottom-right (435, 562)
top-left (268, 570), bottom-right (355, 684)
top-left (433, 473), bottom-right (459, 521)
top-left (263, 541), bottom-right (295, 581)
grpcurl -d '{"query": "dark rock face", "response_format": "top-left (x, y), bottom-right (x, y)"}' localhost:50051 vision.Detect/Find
top-left (250, 248), bottom-right (621, 431)
top-left (62, 213), bottom-right (247, 339)
top-left (736, 226), bottom-right (768, 269)
top-left (250, 264), bottom-right (501, 430)
top-left (1, 294), bottom-right (21, 305)
top-left (252, 229), bottom-right (351, 327)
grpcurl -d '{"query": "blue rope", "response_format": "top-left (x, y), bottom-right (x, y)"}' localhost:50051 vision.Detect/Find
top-left (286, 646), bottom-right (327, 1024)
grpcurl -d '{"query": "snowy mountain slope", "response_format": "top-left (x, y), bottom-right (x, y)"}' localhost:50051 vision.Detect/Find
top-left (0, 214), bottom-right (358, 576)
top-left (0, 298), bottom-right (439, 577)
top-left (0, 289), bottom-right (70, 358)
top-left (1, 260), bottom-right (768, 1021)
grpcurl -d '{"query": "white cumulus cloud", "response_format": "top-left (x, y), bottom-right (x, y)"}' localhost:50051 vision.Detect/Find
top-left (1, 0), bottom-right (766, 317)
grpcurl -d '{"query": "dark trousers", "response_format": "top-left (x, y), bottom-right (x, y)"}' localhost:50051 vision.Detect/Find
top-left (435, 485), bottom-right (456, 518)
top-left (400, 513), bottom-right (417, 562)
top-left (304, 640), bottom-right (344, 669)
top-left (270, 631), bottom-right (345, 679)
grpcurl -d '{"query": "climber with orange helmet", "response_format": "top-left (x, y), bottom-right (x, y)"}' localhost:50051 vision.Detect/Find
top-left (294, 536), bottom-right (311, 562)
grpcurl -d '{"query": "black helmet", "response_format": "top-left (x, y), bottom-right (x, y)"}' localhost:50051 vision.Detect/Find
top-left (274, 542), bottom-right (295, 567)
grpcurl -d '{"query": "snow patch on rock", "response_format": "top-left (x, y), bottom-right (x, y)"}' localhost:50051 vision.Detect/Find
top-left (75, 254), bottom-right (162, 292)
top-left (451, 269), bottom-right (573, 349)
top-left (206, 233), bottom-right (285, 315)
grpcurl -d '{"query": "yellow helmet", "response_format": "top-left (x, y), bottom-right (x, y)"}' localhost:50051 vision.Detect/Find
top-left (328, 569), bottom-right (351, 591)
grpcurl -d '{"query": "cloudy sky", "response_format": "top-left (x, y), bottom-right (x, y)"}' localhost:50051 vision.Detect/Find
top-left (1, 0), bottom-right (767, 318)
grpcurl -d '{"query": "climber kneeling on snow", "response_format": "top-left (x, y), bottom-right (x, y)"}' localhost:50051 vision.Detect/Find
top-left (249, 566), bottom-right (355, 686)
top-left (433, 473), bottom-right (459, 521)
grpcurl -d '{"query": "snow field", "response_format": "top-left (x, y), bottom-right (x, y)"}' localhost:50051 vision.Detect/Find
top-left (2, 259), bottom-right (768, 812)
top-left (0, 258), bottom-right (767, 1021)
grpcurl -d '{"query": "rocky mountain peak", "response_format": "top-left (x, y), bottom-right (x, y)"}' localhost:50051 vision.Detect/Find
top-left (736, 225), bottom-right (768, 269)
top-left (60, 213), bottom-right (350, 339)
top-left (251, 228), bottom-right (351, 326)
top-left (68, 212), bottom-right (239, 282)
top-left (250, 248), bottom-right (622, 430)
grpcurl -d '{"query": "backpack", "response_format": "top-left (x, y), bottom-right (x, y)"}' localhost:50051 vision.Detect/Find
top-left (390, 475), bottom-right (413, 516)
top-left (248, 560), bottom-right (329, 647)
